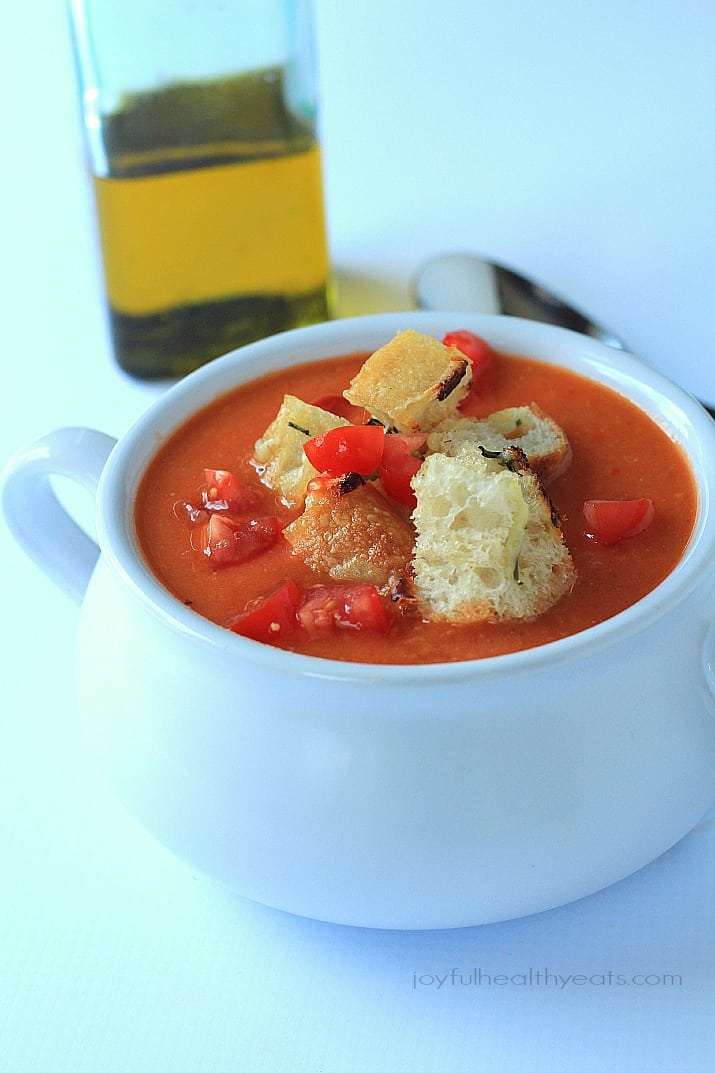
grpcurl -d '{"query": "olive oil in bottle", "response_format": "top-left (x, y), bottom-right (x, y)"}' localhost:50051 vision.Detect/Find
top-left (70, 3), bottom-right (331, 379)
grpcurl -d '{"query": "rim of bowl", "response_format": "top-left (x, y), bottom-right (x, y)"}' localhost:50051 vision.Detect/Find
top-left (96, 311), bottom-right (715, 685)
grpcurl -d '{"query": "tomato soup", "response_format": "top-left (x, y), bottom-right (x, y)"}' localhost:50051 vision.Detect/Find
top-left (134, 348), bottom-right (697, 664)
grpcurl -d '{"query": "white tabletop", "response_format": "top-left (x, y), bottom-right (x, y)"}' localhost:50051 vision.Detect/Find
top-left (3, 3), bottom-right (714, 1072)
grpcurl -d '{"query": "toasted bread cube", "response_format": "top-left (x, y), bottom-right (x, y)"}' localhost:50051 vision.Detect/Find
top-left (343, 329), bottom-right (472, 432)
top-left (284, 475), bottom-right (414, 596)
top-left (427, 403), bottom-right (572, 485)
top-left (411, 444), bottom-right (575, 623)
top-left (253, 395), bottom-right (349, 506)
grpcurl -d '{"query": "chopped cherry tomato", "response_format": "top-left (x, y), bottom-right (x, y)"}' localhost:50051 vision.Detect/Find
top-left (304, 424), bottom-right (385, 477)
top-left (297, 583), bottom-right (390, 634)
top-left (442, 330), bottom-right (493, 376)
top-left (203, 514), bottom-right (282, 566)
top-left (228, 580), bottom-right (301, 642)
top-left (312, 394), bottom-right (370, 425)
top-left (381, 433), bottom-right (426, 464)
top-left (202, 468), bottom-right (257, 511)
top-left (583, 498), bottom-right (655, 545)
top-left (380, 459), bottom-right (422, 508)
top-left (379, 433), bottom-right (426, 508)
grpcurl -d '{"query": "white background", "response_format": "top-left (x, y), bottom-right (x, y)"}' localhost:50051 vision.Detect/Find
top-left (2, 3), bottom-right (714, 1072)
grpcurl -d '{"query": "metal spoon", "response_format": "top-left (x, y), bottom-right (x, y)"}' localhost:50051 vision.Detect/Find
top-left (412, 251), bottom-right (715, 419)
top-left (412, 252), bottom-right (628, 350)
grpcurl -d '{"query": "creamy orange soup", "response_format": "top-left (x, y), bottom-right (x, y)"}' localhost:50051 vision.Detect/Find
top-left (135, 348), bottom-right (697, 663)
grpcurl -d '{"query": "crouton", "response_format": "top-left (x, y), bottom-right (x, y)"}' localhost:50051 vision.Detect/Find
top-left (283, 474), bottom-right (415, 597)
top-left (343, 329), bottom-right (472, 432)
top-left (411, 444), bottom-right (576, 623)
top-left (427, 403), bottom-right (572, 485)
top-left (253, 395), bottom-right (348, 506)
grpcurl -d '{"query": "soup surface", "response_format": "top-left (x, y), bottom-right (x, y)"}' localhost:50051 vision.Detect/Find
top-left (135, 345), bottom-right (697, 663)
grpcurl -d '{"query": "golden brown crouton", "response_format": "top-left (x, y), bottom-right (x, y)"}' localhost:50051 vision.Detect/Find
top-left (427, 403), bottom-right (572, 485)
top-left (253, 395), bottom-right (348, 506)
top-left (283, 474), bottom-right (415, 597)
top-left (411, 443), bottom-right (576, 623)
top-left (343, 329), bottom-right (472, 432)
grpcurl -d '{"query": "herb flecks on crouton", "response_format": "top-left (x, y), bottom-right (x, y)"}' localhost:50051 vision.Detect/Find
top-left (428, 403), bottom-right (572, 486)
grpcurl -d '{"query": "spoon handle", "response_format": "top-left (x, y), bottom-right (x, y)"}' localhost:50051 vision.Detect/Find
top-left (412, 253), bottom-right (715, 419)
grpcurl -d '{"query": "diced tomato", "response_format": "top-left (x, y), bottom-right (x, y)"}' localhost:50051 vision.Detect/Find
top-left (228, 580), bottom-right (301, 642)
top-left (583, 498), bottom-right (655, 545)
top-left (304, 424), bottom-right (385, 477)
top-left (381, 433), bottom-right (427, 464)
top-left (442, 330), bottom-right (493, 377)
top-left (379, 460), bottom-right (422, 508)
top-left (379, 433), bottom-right (426, 508)
top-left (202, 468), bottom-right (257, 511)
top-left (312, 394), bottom-right (370, 425)
top-left (203, 514), bottom-right (283, 566)
top-left (297, 583), bottom-right (390, 634)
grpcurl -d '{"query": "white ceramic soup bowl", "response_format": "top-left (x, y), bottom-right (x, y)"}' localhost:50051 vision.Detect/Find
top-left (4, 311), bottom-right (715, 929)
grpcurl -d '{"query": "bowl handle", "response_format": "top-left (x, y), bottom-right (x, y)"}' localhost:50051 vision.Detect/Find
top-left (1, 428), bottom-right (117, 605)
